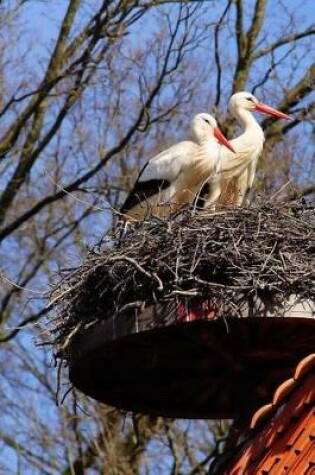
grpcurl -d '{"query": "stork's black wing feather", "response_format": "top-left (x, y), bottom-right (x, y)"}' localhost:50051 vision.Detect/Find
top-left (120, 142), bottom-right (191, 214)
top-left (120, 178), bottom-right (170, 213)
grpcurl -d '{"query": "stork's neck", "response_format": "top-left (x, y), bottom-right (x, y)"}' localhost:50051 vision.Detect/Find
top-left (198, 135), bottom-right (214, 146)
top-left (232, 107), bottom-right (262, 133)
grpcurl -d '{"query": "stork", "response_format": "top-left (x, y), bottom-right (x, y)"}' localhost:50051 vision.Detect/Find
top-left (198, 92), bottom-right (291, 208)
top-left (120, 113), bottom-right (235, 220)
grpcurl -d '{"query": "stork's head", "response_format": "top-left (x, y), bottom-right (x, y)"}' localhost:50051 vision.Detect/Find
top-left (191, 113), bottom-right (235, 153)
top-left (229, 91), bottom-right (291, 120)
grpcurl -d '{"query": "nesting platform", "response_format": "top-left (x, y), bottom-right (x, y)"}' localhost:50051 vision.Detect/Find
top-left (69, 312), bottom-right (315, 419)
top-left (51, 202), bottom-right (315, 418)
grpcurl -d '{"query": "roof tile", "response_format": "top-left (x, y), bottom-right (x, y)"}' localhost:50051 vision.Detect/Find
top-left (250, 403), bottom-right (273, 429)
top-left (294, 354), bottom-right (315, 380)
top-left (222, 353), bottom-right (315, 475)
top-left (272, 378), bottom-right (295, 405)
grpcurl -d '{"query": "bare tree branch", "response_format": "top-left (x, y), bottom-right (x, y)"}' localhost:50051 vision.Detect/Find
top-left (232, 0), bottom-right (267, 93)
top-left (253, 25), bottom-right (315, 59)
top-left (246, 0), bottom-right (267, 55)
top-left (0, 0), bottom-right (81, 158)
top-left (263, 62), bottom-right (315, 150)
top-left (214, 0), bottom-right (233, 107)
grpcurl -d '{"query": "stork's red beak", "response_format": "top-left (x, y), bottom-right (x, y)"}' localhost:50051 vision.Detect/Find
top-left (214, 127), bottom-right (235, 153)
top-left (254, 102), bottom-right (291, 120)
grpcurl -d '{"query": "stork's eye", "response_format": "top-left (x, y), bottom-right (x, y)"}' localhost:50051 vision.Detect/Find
top-left (246, 97), bottom-right (254, 102)
top-left (203, 118), bottom-right (210, 124)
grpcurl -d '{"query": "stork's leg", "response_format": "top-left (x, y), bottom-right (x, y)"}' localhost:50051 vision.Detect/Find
top-left (243, 160), bottom-right (259, 205)
top-left (117, 219), bottom-right (130, 245)
top-left (204, 181), bottom-right (222, 209)
top-left (194, 182), bottom-right (210, 211)
top-left (194, 180), bottom-right (221, 211)
top-left (233, 171), bottom-right (249, 206)
top-left (243, 186), bottom-right (252, 205)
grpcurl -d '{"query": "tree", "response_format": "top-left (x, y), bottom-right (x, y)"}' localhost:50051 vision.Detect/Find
top-left (0, 1), bottom-right (313, 473)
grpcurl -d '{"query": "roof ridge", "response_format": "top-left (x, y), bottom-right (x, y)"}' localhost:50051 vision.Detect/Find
top-left (250, 353), bottom-right (315, 430)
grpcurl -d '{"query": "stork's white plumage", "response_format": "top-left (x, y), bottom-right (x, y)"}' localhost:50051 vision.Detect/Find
top-left (200, 92), bottom-right (291, 208)
top-left (120, 113), bottom-right (235, 220)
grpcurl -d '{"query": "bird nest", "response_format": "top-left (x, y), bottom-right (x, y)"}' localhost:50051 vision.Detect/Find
top-left (50, 201), bottom-right (315, 363)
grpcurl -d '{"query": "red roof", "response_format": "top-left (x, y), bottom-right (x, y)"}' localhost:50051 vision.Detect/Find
top-left (219, 354), bottom-right (315, 474)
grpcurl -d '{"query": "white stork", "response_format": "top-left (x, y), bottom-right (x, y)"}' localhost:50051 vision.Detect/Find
top-left (198, 92), bottom-right (291, 208)
top-left (120, 113), bottom-right (235, 220)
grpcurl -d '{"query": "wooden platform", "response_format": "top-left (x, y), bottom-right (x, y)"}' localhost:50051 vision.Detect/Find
top-left (69, 316), bottom-right (315, 419)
